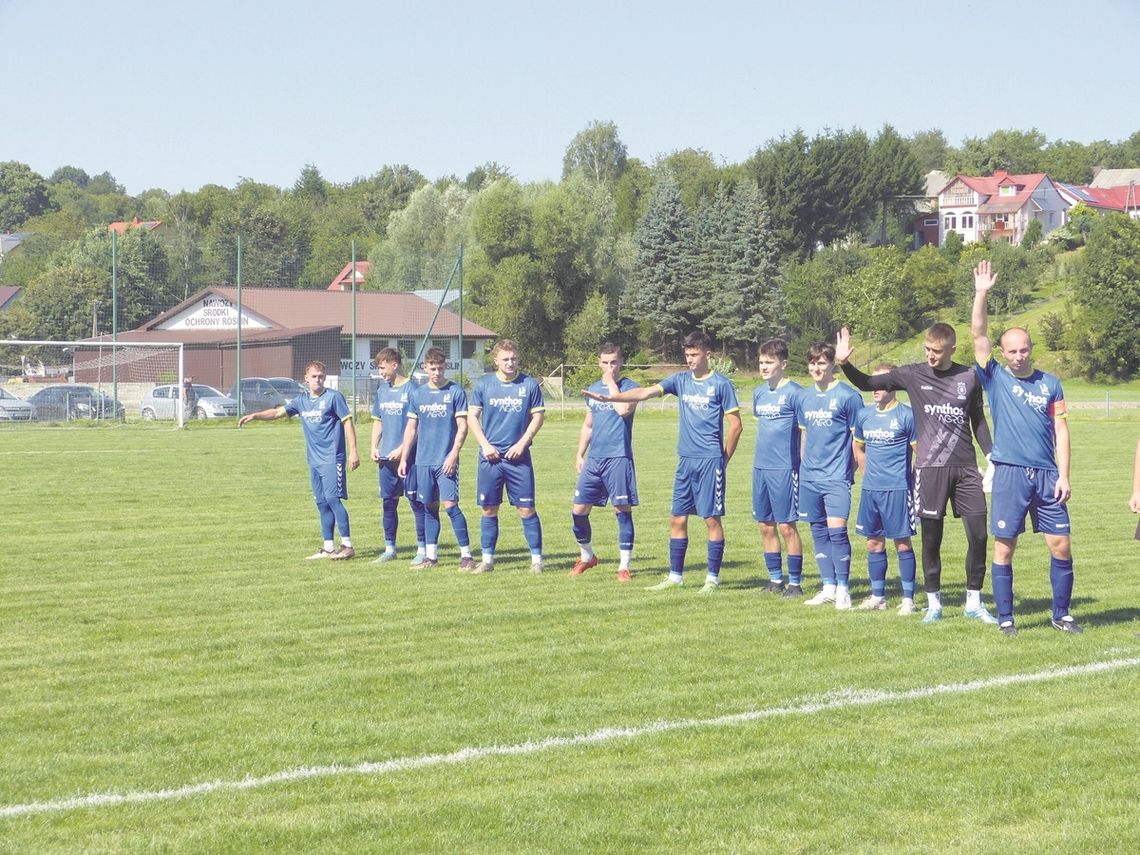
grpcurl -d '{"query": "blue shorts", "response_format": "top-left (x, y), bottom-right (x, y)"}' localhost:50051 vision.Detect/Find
top-left (310, 462), bottom-right (347, 503)
top-left (990, 463), bottom-right (1071, 538)
top-left (752, 468), bottom-right (798, 524)
top-left (855, 489), bottom-right (915, 539)
top-left (671, 456), bottom-right (726, 519)
top-left (477, 455), bottom-right (536, 508)
top-left (798, 479), bottom-right (852, 523)
top-left (415, 463), bottom-right (460, 505)
top-left (378, 457), bottom-right (417, 501)
top-left (574, 457), bottom-right (639, 508)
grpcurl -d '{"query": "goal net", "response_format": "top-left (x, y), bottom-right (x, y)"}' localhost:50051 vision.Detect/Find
top-left (0, 340), bottom-right (187, 427)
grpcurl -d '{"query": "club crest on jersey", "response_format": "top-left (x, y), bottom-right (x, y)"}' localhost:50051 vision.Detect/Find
top-left (1039, 382), bottom-right (1048, 394)
top-left (890, 419), bottom-right (899, 430)
top-left (956, 382), bottom-right (966, 399)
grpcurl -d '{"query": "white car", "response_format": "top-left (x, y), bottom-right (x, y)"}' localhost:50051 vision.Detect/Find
top-left (140, 384), bottom-right (238, 420)
top-left (0, 386), bottom-right (35, 421)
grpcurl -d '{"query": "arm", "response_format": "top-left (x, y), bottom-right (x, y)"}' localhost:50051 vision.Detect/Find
top-left (969, 386), bottom-right (993, 457)
top-left (343, 416), bottom-right (360, 471)
top-left (506, 411), bottom-right (544, 461)
top-left (466, 407), bottom-right (498, 462)
top-left (582, 384), bottom-right (662, 404)
top-left (397, 417), bottom-right (418, 478)
top-left (576, 409), bottom-right (594, 474)
top-left (1053, 415), bottom-right (1071, 504)
top-left (238, 405), bottom-right (287, 427)
top-left (1132, 437), bottom-right (1140, 513)
top-left (442, 416), bottom-right (468, 477)
top-left (723, 410), bottom-right (743, 463)
top-left (972, 259), bottom-right (996, 366)
top-left (839, 361), bottom-right (894, 392)
top-left (853, 440), bottom-right (866, 474)
top-left (604, 370), bottom-right (636, 417)
top-left (370, 419), bottom-right (383, 464)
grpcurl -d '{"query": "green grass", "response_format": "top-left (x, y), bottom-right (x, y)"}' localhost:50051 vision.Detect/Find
top-left (2, 412), bottom-right (1139, 852)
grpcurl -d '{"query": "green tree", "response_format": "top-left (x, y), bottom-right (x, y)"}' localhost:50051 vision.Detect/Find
top-left (1072, 214), bottom-right (1140, 379)
top-left (657, 148), bottom-right (730, 212)
top-left (944, 128), bottom-right (1047, 175)
top-left (907, 129), bottom-right (948, 173)
top-left (865, 124), bottom-right (923, 244)
top-left (612, 158), bottom-right (655, 235)
top-left (0, 161), bottom-right (57, 230)
top-left (902, 244), bottom-right (956, 320)
top-left (371, 182), bottom-right (472, 292)
top-left (47, 166), bottom-right (91, 188)
top-left (1022, 217), bottom-right (1043, 249)
top-left (836, 245), bottom-right (910, 339)
top-left (562, 120), bottom-right (628, 186)
top-left (293, 163), bottom-right (328, 205)
top-left (750, 129), bottom-right (816, 258)
top-left (463, 162), bottom-right (512, 192)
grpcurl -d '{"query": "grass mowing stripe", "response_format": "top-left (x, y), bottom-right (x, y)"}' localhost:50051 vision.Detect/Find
top-left (4, 655), bottom-right (1135, 821)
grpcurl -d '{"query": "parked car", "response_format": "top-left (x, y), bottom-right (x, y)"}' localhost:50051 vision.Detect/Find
top-left (0, 386), bottom-right (36, 421)
top-left (226, 377), bottom-right (287, 415)
top-left (267, 376), bottom-right (307, 401)
top-left (27, 385), bottom-right (125, 421)
top-left (140, 384), bottom-right (238, 421)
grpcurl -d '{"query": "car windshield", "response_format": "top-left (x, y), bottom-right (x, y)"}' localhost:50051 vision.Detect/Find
top-left (269, 379), bottom-right (301, 393)
top-left (192, 385), bottom-right (224, 397)
top-left (0, 388), bottom-right (18, 400)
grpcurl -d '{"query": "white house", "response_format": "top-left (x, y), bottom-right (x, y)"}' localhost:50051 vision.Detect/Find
top-left (936, 171), bottom-right (1068, 246)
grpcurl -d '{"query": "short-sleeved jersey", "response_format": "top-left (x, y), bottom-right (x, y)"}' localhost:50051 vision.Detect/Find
top-left (470, 372), bottom-right (545, 457)
top-left (371, 377), bottom-right (419, 457)
top-left (752, 378), bottom-right (803, 470)
top-left (585, 377), bottom-right (639, 460)
top-left (796, 381), bottom-right (864, 483)
top-left (657, 371), bottom-right (740, 459)
top-left (854, 401), bottom-right (916, 491)
top-left (975, 358), bottom-right (1066, 470)
top-left (407, 380), bottom-right (468, 467)
top-left (840, 361), bottom-right (990, 469)
top-left (285, 388), bottom-right (352, 467)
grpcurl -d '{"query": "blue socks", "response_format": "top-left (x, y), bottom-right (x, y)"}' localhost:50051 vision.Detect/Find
top-left (867, 551), bottom-right (888, 598)
top-left (480, 515), bottom-right (499, 553)
top-left (828, 526), bottom-right (851, 586)
top-left (424, 504), bottom-right (441, 546)
top-left (382, 497), bottom-right (399, 544)
top-left (326, 497), bottom-right (350, 538)
top-left (787, 553), bottom-right (803, 586)
top-left (764, 551), bottom-right (782, 583)
top-left (669, 537), bottom-right (688, 580)
top-left (316, 500), bottom-right (335, 540)
top-left (810, 523), bottom-right (835, 585)
top-left (446, 504), bottom-right (470, 548)
top-left (707, 539), bottom-right (725, 580)
top-left (521, 513), bottom-right (543, 556)
top-left (572, 512), bottom-right (591, 545)
top-left (616, 510), bottom-right (634, 551)
top-left (991, 562), bottom-right (1014, 623)
top-left (1050, 556), bottom-right (1074, 621)
top-left (898, 548), bottom-right (917, 598)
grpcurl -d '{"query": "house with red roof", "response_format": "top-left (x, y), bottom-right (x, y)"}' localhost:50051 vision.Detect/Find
top-left (108, 217), bottom-right (167, 239)
top-left (1055, 182), bottom-right (1140, 220)
top-left (935, 171), bottom-right (1068, 246)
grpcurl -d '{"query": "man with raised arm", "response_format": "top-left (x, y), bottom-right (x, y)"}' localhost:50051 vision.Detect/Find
top-left (239, 361), bottom-right (361, 560)
top-left (972, 259), bottom-right (1080, 635)
top-left (570, 343), bottom-right (640, 583)
top-left (467, 339), bottom-right (546, 573)
top-left (584, 331), bottom-right (742, 593)
top-left (835, 323), bottom-right (996, 625)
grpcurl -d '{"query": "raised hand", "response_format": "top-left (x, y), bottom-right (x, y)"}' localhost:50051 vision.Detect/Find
top-left (974, 259), bottom-right (998, 293)
top-left (835, 327), bottom-right (855, 365)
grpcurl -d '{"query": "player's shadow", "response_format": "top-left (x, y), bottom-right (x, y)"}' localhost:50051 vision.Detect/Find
top-left (1013, 595), bottom-right (1140, 628)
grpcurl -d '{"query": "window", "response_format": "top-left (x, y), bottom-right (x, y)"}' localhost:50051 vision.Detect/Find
top-left (962, 212), bottom-right (974, 229)
top-left (397, 339), bottom-right (417, 361)
top-left (944, 213), bottom-right (957, 230)
top-left (462, 340), bottom-right (478, 358)
top-left (924, 218), bottom-right (938, 227)
top-left (1049, 211), bottom-right (1055, 224)
top-left (431, 338), bottom-right (451, 359)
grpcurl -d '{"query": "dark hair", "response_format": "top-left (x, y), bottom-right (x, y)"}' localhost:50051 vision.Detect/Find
top-left (599, 342), bottom-right (622, 358)
top-left (759, 338), bottom-right (788, 361)
top-left (806, 342), bottom-right (836, 363)
top-left (374, 347), bottom-right (402, 364)
top-left (423, 347), bottom-right (447, 365)
top-left (925, 323), bottom-right (957, 347)
top-left (682, 331), bottom-right (712, 351)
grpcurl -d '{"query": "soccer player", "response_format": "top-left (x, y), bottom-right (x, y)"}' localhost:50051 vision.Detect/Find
top-left (836, 325), bottom-right (997, 625)
top-left (853, 365), bottom-right (918, 613)
top-left (750, 338), bottom-right (805, 596)
top-left (571, 343), bottom-right (640, 583)
top-left (583, 331), bottom-right (742, 593)
top-left (972, 259), bottom-right (1080, 635)
top-left (238, 361), bottom-right (360, 559)
top-left (398, 347), bottom-right (474, 571)
top-left (796, 342), bottom-right (864, 609)
top-left (370, 348), bottom-right (426, 565)
top-left (467, 339), bottom-right (546, 573)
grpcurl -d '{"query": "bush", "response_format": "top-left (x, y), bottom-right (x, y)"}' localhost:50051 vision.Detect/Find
top-left (1038, 311), bottom-right (1065, 349)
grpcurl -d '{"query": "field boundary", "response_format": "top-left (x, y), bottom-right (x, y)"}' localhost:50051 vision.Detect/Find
top-left (3, 656), bottom-right (1136, 820)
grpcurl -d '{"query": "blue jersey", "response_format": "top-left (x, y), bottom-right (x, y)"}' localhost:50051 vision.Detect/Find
top-left (470, 371), bottom-right (545, 457)
top-left (752, 378), bottom-right (802, 470)
top-left (976, 358), bottom-right (1066, 470)
top-left (371, 377), bottom-right (418, 457)
top-left (585, 377), bottom-right (639, 459)
top-left (285, 388), bottom-right (352, 467)
top-left (796, 381), bottom-right (863, 483)
top-left (408, 381), bottom-right (468, 466)
top-left (657, 371), bottom-right (740, 459)
top-left (854, 401), bottom-right (915, 491)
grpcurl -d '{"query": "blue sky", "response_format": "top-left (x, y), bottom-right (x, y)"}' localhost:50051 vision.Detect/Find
top-left (4, 0), bottom-right (1137, 195)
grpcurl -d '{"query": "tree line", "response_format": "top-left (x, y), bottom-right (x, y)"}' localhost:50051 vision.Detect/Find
top-left (2, 123), bottom-right (1139, 377)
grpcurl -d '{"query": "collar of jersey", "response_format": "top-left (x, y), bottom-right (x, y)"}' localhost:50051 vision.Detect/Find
top-left (691, 370), bottom-right (714, 381)
top-left (496, 370), bottom-right (519, 382)
top-left (876, 399), bottom-right (900, 412)
top-left (813, 378), bottom-right (840, 392)
top-left (391, 376), bottom-right (411, 388)
top-left (767, 377), bottom-right (790, 390)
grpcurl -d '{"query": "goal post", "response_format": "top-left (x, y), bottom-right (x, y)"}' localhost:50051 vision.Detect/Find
top-left (0, 340), bottom-right (187, 427)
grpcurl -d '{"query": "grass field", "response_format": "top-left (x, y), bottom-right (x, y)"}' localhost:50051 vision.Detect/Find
top-left (2, 408), bottom-right (1139, 853)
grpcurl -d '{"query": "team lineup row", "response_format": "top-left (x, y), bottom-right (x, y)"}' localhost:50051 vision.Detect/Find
top-left (239, 261), bottom-right (1081, 636)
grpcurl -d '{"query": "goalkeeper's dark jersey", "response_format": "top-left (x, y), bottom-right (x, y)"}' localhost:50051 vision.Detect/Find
top-left (841, 362), bottom-right (991, 469)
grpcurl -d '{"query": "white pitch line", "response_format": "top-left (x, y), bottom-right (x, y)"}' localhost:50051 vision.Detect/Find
top-left (2, 656), bottom-right (1137, 820)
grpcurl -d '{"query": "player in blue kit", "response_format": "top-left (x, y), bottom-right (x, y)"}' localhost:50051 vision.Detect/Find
top-left (796, 342), bottom-right (864, 609)
top-left (398, 348), bottom-right (474, 571)
top-left (570, 343), bottom-right (640, 583)
top-left (467, 339), bottom-right (546, 573)
top-left (750, 338), bottom-right (805, 596)
top-left (239, 361), bottom-right (361, 559)
top-left (584, 331), bottom-right (743, 593)
top-left (972, 260), bottom-right (1080, 635)
top-left (370, 348), bottom-right (426, 566)
top-left (853, 366), bottom-right (918, 613)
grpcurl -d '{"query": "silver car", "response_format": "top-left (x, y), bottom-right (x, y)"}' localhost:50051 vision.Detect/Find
top-left (0, 386), bottom-right (35, 421)
top-left (140, 384), bottom-right (238, 421)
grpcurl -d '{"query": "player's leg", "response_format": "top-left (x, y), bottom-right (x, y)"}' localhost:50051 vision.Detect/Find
top-left (437, 467), bottom-right (473, 570)
top-left (613, 503), bottom-right (635, 581)
top-left (858, 491), bottom-right (888, 609)
top-left (1032, 469), bottom-right (1079, 632)
top-left (800, 480), bottom-right (836, 604)
top-left (649, 459), bottom-right (693, 589)
top-left (306, 467), bottom-right (337, 558)
top-left (506, 458), bottom-right (542, 572)
top-left (404, 465), bottom-right (427, 566)
top-left (895, 538), bottom-right (917, 613)
top-left (754, 469), bottom-right (784, 591)
top-left (321, 463), bottom-right (354, 559)
top-left (822, 481), bottom-right (853, 609)
top-left (570, 459), bottom-right (602, 575)
top-left (915, 467), bottom-right (951, 621)
top-left (414, 467), bottom-right (442, 568)
top-left (989, 463), bottom-right (1032, 634)
top-left (692, 457), bottom-right (727, 593)
top-left (475, 458), bottom-right (505, 573)
top-left (376, 460), bottom-right (401, 562)
top-left (606, 458), bottom-right (638, 581)
top-left (779, 522), bottom-right (804, 597)
top-left (950, 465), bottom-right (994, 621)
